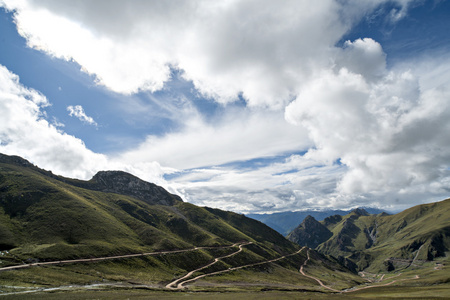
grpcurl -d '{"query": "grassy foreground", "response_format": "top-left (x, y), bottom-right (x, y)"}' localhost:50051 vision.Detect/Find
top-left (1, 283), bottom-right (450, 300)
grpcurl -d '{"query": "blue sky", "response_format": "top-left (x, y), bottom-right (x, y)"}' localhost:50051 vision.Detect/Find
top-left (1, 0), bottom-right (450, 213)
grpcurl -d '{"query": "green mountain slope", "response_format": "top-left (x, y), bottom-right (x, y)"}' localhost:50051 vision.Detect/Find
top-left (286, 215), bottom-right (332, 248)
top-left (0, 153), bottom-right (362, 293)
top-left (0, 153), bottom-right (295, 258)
top-left (288, 202), bottom-right (450, 273)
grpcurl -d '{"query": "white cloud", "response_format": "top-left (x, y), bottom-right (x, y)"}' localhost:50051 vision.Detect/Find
top-left (0, 64), bottom-right (169, 186)
top-left (67, 105), bottom-right (97, 126)
top-left (118, 107), bottom-right (310, 170)
top-left (285, 38), bottom-right (450, 208)
top-left (4, 0), bottom-right (450, 213)
top-left (0, 64), bottom-right (105, 178)
top-left (335, 38), bottom-right (387, 82)
top-left (1, 0), bottom-right (406, 106)
top-left (166, 153), bottom-right (345, 213)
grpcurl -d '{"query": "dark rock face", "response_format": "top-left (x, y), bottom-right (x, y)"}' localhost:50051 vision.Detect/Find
top-left (0, 153), bottom-right (34, 167)
top-left (351, 208), bottom-right (370, 216)
top-left (286, 215), bottom-right (333, 248)
top-left (91, 171), bottom-right (182, 206)
top-left (322, 214), bottom-right (342, 227)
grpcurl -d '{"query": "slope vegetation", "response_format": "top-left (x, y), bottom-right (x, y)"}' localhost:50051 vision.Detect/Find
top-left (288, 203), bottom-right (450, 273)
top-left (0, 153), bottom-right (362, 293)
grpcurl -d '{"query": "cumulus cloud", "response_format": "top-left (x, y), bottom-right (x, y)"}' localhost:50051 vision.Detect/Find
top-left (3, 0), bottom-right (449, 213)
top-left (286, 38), bottom-right (450, 208)
top-left (1, 0), bottom-right (403, 106)
top-left (0, 64), bottom-right (106, 178)
top-left (0, 64), bottom-right (169, 186)
top-left (167, 153), bottom-right (345, 213)
top-left (67, 105), bottom-right (97, 126)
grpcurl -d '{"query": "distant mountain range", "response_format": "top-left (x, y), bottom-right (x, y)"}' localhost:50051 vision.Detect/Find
top-left (247, 207), bottom-right (386, 235)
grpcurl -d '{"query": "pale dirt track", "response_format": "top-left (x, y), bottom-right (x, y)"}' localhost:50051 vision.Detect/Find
top-left (297, 248), bottom-right (420, 294)
top-left (0, 242), bottom-right (245, 272)
top-left (0, 241), bottom-right (421, 294)
top-left (299, 248), bottom-right (340, 292)
top-left (165, 242), bottom-right (252, 289)
top-left (166, 243), bottom-right (305, 290)
top-left (170, 244), bottom-right (305, 289)
top-left (342, 274), bottom-right (420, 293)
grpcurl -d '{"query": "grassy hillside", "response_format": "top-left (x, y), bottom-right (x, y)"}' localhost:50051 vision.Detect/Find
top-left (0, 153), bottom-right (363, 293)
top-left (0, 154), bottom-right (291, 258)
top-left (287, 202), bottom-right (450, 273)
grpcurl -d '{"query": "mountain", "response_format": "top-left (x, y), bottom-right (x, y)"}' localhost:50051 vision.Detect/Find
top-left (0, 153), bottom-right (362, 293)
top-left (247, 207), bottom-right (386, 235)
top-left (0, 153), bottom-right (297, 257)
top-left (286, 215), bottom-right (332, 249)
top-left (287, 203), bottom-right (450, 273)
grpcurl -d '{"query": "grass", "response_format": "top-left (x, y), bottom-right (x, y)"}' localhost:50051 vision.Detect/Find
top-left (314, 198), bottom-right (450, 273)
top-left (1, 154), bottom-right (450, 297)
top-left (2, 283), bottom-right (450, 300)
top-left (1, 158), bottom-right (354, 294)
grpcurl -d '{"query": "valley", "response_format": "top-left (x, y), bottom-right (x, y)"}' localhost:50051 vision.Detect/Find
top-left (1, 240), bottom-right (440, 298)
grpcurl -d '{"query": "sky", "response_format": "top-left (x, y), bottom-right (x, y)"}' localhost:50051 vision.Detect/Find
top-left (1, 0), bottom-right (450, 214)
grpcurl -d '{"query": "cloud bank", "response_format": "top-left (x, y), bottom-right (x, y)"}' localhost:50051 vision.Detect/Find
top-left (2, 0), bottom-right (383, 104)
top-left (2, 0), bottom-right (450, 212)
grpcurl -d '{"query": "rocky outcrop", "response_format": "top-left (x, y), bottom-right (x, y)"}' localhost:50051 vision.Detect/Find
top-left (286, 215), bottom-right (332, 248)
top-left (322, 214), bottom-right (343, 227)
top-left (0, 153), bottom-right (34, 167)
top-left (90, 171), bottom-right (182, 206)
top-left (351, 208), bottom-right (370, 216)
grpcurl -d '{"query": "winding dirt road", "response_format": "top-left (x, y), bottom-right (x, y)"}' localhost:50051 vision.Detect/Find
top-left (298, 249), bottom-right (340, 292)
top-left (165, 242), bottom-right (252, 289)
top-left (297, 249), bottom-right (420, 294)
top-left (343, 274), bottom-right (420, 293)
top-left (1, 241), bottom-right (421, 294)
top-left (167, 243), bottom-right (306, 289)
top-left (0, 242), bottom-right (245, 272)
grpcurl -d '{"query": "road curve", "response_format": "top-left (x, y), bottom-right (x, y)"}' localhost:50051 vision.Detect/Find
top-left (298, 249), bottom-right (421, 294)
top-left (299, 249), bottom-right (340, 293)
top-left (165, 242), bottom-right (252, 289)
top-left (0, 242), bottom-right (246, 272)
top-left (174, 246), bottom-right (305, 289)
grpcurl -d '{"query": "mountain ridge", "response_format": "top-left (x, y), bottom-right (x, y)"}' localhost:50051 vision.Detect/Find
top-left (286, 215), bottom-right (332, 249)
top-left (1, 153), bottom-right (449, 296)
top-left (0, 152), bottom-right (367, 292)
top-left (0, 153), bottom-right (182, 206)
top-left (287, 199), bottom-right (450, 273)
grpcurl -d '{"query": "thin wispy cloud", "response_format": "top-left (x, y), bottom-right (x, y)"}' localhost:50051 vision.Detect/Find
top-left (67, 105), bottom-right (97, 126)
